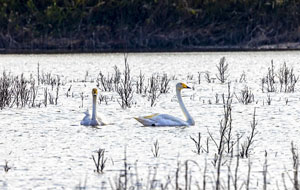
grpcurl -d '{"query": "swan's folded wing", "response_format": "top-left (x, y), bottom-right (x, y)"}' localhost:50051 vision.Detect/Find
top-left (142, 113), bottom-right (160, 119)
top-left (80, 112), bottom-right (91, 126)
top-left (135, 113), bottom-right (189, 126)
top-left (155, 114), bottom-right (189, 126)
top-left (134, 113), bottom-right (159, 126)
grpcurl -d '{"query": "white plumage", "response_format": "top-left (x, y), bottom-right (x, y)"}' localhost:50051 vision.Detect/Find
top-left (134, 83), bottom-right (195, 126)
top-left (80, 88), bottom-right (105, 126)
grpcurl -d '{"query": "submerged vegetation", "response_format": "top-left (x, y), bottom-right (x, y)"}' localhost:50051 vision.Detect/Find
top-left (0, 70), bottom-right (61, 109)
top-left (261, 60), bottom-right (299, 93)
top-left (0, 0), bottom-right (300, 52)
top-left (2, 55), bottom-right (300, 189)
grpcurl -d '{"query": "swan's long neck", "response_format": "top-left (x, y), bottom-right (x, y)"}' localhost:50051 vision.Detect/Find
top-left (176, 89), bottom-right (195, 125)
top-left (92, 95), bottom-right (97, 120)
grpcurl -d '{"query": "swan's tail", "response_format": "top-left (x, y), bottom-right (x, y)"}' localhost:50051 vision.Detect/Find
top-left (134, 117), bottom-right (155, 126)
top-left (134, 117), bottom-right (145, 125)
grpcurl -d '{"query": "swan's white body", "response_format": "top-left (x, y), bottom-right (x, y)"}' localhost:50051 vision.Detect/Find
top-left (135, 83), bottom-right (195, 126)
top-left (80, 88), bottom-right (105, 126)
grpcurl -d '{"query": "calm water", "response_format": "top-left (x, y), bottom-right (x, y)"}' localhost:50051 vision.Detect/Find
top-left (0, 51), bottom-right (300, 189)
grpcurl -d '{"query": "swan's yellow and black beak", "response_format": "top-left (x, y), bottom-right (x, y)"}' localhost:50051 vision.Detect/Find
top-left (182, 83), bottom-right (191, 89)
top-left (92, 88), bottom-right (98, 96)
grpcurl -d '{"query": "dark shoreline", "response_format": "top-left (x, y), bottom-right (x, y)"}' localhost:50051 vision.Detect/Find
top-left (1, 1), bottom-right (300, 55)
top-left (1, 46), bottom-right (300, 54)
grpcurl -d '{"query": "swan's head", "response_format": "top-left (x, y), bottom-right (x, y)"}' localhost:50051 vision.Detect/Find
top-left (92, 88), bottom-right (98, 97)
top-left (176, 83), bottom-right (191, 90)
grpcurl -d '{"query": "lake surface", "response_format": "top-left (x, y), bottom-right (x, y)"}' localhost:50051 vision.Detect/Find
top-left (1, 51), bottom-right (300, 189)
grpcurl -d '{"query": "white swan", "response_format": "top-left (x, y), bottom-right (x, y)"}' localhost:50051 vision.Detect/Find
top-left (80, 88), bottom-right (105, 126)
top-left (134, 83), bottom-right (195, 126)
